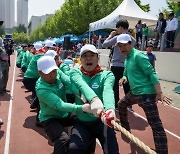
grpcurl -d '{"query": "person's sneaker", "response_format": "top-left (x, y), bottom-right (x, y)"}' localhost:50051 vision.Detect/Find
top-left (30, 102), bottom-right (38, 109)
top-left (3, 89), bottom-right (10, 92)
top-left (127, 107), bottom-right (134, 112)
top-left (0, 119), bottom-right (3, 125)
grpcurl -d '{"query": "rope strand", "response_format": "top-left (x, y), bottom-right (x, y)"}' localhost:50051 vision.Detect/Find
top-left (111, 120), bottom-right (156, 154)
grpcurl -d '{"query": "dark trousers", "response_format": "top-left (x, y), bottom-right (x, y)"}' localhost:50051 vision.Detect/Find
top-left (22, 77), bottom-right (38, 101)
top-left (154, 31), bottom-right (162, 48)
top-left (166, 31), bottom-right (176, 48)
top-left (42, 117), bottom-right (75, 154)
top-left (0, 64), bottom-right (9, 92)
top-left (111, 66), bottom-right (130, 107)
top-left (136, 32), bottom-right (142, 48)
top-left (22, 77), bottom-right (40, 121)
top-left (118, 92), bottom-right (168, 154)
top-left (68, 119), bottom-right (119, 154)
top-left (22, 77), bottom-right (38, 92)
top-left (8, 54), bottom-right (11, 66)
top-left (144, 36), bottom-right (148, 47)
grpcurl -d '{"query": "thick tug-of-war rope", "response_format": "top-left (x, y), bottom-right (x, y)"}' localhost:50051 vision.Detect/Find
top-left (76, 94), bottom-right (156, 154)
top-left (99, 111), bottom-right (156, 154)
top-left (111, 120), bottom-right (156, 154)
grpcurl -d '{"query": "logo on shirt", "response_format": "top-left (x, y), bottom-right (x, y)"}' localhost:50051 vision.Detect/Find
top-left (58, 83), bottom-right (63, 89)
top-left (92, 83), bottom-right (99, 89)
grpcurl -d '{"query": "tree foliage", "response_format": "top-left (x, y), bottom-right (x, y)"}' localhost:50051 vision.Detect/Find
top-left (13, 24), bottom-right (27, 33)
top-left (29, 0), bottom-right (150, 42)
top-left (12, 32), bottom-right (29, 44)
top-left (0, 26), bottom-right (5, 37)
top-left (162, 1), bottom-right (180, 19)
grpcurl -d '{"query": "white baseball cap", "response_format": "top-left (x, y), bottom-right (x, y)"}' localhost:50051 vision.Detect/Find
top-left (45, 40), bottom-right (56, 48)
top-left (34, 43), bottom-right (42, 50)
top-left (116, 34), bottom-right (132, 45)
top-left (37, 56), bottom-right (59, 74)
top-left (80, 44), bottom-right (98, 57)
top-left (45, 50), bottom-right (57, 58)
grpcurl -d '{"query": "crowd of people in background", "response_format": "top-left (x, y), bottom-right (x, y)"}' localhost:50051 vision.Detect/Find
top-left (133, 12), bottom-right (178, 49)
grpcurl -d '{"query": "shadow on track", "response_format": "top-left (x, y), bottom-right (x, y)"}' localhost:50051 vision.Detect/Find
top-left (115, 111), bottom-right (148, 131)
top-left (0, 129), bottom-right (4, 139)
top-left (23, 115), bottom-right (53, 146)
top-left (115, 111), bottom-right (150, 153)
top-left (128, 112), bottom-right (148, 131)
top-left (0, 93), bottom-right (11, 101)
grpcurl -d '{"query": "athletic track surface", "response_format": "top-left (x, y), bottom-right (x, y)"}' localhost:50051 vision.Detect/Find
top-left (0, 53), bottom-right (180, 154)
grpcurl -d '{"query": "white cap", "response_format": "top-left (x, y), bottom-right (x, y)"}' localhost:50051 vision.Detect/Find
top-left (116, 34), bottom-right (132, 45)
top-left (34, 43), bottom-right (42, 50)
top-left (80, 44), bottom-right (98, 57)
top-left (37, 56), bottom-right (59, 74)
top-left (45, 40), bottom-right (55, 48)
top-left (45, 50), bottom-right (57, 58)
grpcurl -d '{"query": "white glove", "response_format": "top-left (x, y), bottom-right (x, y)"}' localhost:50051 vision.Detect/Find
top-left (82, 104), bottom-right (92, 114)
top-left (90, 97), bottom-right (104, 117)
top-left (101, 109), bottom-right (116, 128)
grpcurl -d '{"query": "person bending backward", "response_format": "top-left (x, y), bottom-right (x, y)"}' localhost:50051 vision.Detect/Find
top-left (116, 34), bottom-right (172, 154)
top-left (68, 44), bottom-right (119, 154)
top-left (36, 56), bottom-right (92, 154)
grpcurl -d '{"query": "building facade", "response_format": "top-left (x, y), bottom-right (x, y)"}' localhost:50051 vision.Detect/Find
top-left (0, 0), bottom-right (4, 23)
top-left (0, 0), bottom-right (15, 29)
top-left (17, 0), bottom-right (28, 27)
top-left (27, 14), bottom-right (52, 34)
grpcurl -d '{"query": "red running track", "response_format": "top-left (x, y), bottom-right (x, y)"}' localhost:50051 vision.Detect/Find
top-left (0, 53), bottom-right (179, 154)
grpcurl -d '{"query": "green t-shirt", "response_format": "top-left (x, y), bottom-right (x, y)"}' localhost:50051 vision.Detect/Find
top-left (24, 54), bottom-right (44, 78)
top-left (70, 68), bottom-right (115, 122)
top-left (36, 72), bottom-right (82, 122)
top-left (123, 48), bottom-right (159, 95)
top-left (142, 27), bottom-right (148, 36)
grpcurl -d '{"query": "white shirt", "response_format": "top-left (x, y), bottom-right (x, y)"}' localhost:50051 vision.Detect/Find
top-left (165, 17), bottom-right (178, 32)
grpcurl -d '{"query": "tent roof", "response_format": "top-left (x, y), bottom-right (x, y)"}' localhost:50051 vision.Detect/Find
top-left (89, 0), bottom-right (157, 31)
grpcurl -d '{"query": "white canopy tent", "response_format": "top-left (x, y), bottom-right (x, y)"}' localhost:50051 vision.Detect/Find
top-left (89, 0), bottom-right (158, 31)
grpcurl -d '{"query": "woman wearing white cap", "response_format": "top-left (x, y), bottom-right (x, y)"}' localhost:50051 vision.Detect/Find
top-left (36, 56), bottom-right (92, 154)
top-left (68, 44), bottom-right (119, 154)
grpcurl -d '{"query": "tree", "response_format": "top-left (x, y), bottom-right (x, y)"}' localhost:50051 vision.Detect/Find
top-left (29, 0), bottom-right (150, 40)
top-left (162, 1), bottom-right (180, 19)
top-left (12, 32), bottom-right (29, 44)
top-left (0, 25), bottom-right (5, 37)
top-left (13, 24), bottom-right (27, 33)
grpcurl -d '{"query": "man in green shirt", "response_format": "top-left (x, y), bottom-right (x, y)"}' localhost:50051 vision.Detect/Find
top-left (116, 34), bottom-right (172, 154)
top-left (68, 44), bottom-right (119, 154)
top-left (36, 56), bottom-right (91, 154)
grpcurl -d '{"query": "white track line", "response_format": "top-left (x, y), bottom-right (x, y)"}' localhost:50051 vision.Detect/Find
top-left (131, 111), bottom-right (180, 140)
top-left (4, 52), bottom-right (17, 154)
top-left (170, 105), bottom-right (180, 111)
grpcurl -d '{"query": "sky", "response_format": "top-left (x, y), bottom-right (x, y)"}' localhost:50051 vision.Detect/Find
top-left (15, 0), bottom-right (168, 22)
top-left (27, 0), bottom-right (65, 21)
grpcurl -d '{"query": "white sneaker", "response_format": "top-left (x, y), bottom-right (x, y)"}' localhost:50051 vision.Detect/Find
top-left (0, 118), bottom-right (3, 125)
